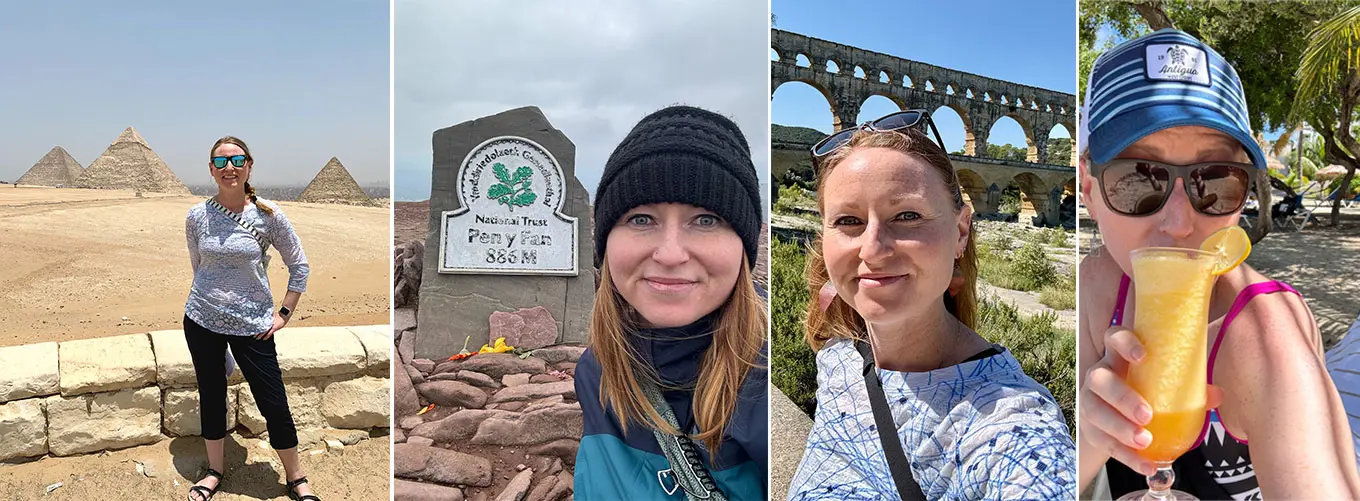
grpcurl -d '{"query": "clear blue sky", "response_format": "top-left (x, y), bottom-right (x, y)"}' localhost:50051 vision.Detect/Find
top-left (0, 1), bottom-right (389, 187)
top-left (771, 0), bottom-right (1077, 152)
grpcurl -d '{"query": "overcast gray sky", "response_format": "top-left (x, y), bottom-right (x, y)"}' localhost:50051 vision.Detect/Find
top-left (394, 0), bottom-right (770, 202)
top-left (0, 1), bottom-right (389, 187)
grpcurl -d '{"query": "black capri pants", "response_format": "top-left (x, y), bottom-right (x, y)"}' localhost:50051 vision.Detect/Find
top-left (183, 315), bottom-right (298, 450)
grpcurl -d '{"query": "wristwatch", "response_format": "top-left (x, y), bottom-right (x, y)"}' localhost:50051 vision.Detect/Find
top-left (279, 306), bottom-right (293, 318)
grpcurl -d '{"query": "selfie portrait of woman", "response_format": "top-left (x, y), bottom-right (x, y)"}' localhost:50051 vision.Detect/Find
top-left (573, 106), bottom-right (769, 500)
top-left (183, 136), bottom-right (318, 501)
top-left (785, 110), bottom-right (1076, 500)
top-left (1077, 29), bottom-right (1360, 500)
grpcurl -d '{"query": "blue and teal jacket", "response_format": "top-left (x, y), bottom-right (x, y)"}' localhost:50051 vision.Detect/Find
top-left (574, 313), bottom-right (769, 500)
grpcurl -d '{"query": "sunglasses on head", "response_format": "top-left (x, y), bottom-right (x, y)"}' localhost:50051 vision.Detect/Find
top-left (211, 155), bottom-right (248, 169)
top-left (811, 109), bottom-right (946, 159)
top-left (1090, 159), bottom-right (1257, 217)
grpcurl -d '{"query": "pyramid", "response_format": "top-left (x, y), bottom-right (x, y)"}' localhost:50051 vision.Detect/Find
top-left (296, 157), bottom-right (371, 205)
top-left (74, 127), bottom-right (190, 195)
top-left (16, 146), bottom-right (84, 186)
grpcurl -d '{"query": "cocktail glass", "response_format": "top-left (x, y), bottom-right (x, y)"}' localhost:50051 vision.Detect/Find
top-left (1116, 247), bottom-right (1216, 501)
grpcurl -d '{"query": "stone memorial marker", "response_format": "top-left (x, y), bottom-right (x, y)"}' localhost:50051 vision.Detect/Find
top-left (417, 107), bottom-right (594, 358)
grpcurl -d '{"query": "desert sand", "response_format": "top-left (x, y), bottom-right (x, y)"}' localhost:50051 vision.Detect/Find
top-left (0, 184), bottom-right (389, 347)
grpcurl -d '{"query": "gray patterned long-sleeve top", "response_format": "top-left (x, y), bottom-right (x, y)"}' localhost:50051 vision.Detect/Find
top-left (185, 199), bottom-right (309, 336)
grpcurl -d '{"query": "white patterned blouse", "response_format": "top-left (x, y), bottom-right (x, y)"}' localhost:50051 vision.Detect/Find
top-left (788, 337), bottom-right (1076, 500)
top-left (184, 199), bottom-right (309, 336)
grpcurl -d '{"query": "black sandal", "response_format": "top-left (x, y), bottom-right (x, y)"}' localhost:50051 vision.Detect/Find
top-left (187, 468), bottom-right (224, 501)
top-left (286, 476), bottom-right (321, 501)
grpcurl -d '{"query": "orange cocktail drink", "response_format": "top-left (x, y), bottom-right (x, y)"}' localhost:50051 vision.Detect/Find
top-left (1126, 247), bottom-right (1215, 462)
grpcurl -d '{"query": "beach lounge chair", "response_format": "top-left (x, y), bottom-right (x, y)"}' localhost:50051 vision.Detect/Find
top-left (1288, 182), bottom-right (1329, 231)
top-left (1325, 311), bottom-right (1360, 469)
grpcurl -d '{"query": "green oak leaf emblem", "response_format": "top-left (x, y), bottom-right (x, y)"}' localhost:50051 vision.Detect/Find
top-left (488, 163), bottom-right (537, 211)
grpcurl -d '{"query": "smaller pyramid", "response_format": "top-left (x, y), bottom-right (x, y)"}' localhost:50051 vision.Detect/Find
top-left (74, 127), bottom-right (190, 195)
top-left (16, 146), bottom-right (84, 186)
top-left (296, 157), bottom-right (371, 205)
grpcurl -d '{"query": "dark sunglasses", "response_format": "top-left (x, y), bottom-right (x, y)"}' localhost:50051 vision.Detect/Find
top-left (211, 155), bottom-right (248, 169)
top-left (811, 109), bottom-right (946, 159)
top-left (1090, 159), bottom-right (1257, 217)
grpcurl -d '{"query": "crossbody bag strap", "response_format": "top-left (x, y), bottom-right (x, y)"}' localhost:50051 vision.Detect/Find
top-left (206, 197), bottom-right (271, 262)
top-left (638, 377), bottom-right (728, 501)
top-left (856, 339), bottom-right (927, 501)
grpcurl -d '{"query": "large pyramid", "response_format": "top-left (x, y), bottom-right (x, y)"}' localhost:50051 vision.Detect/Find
top-left (74, 127), bottom-right (190, 195)
top-left (296, 157), bottom-right (371, 205)
top-left (16, 146), bottom-right (84, 186)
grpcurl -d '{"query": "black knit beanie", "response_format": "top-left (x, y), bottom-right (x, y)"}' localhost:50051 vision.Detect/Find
top-left (594, 105), bottom-right (762, 268)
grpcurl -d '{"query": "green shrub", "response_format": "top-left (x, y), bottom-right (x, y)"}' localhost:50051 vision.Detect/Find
top-left (770, 238), bottom-right (818, 416)
top-left (774, 185), bottom-right (816, 215)
top-left (1012, 241), bottom-right (1058, 290)
top-left (979, 231), bottom-right (1013, 256)
top-left (1039, 273), bottom-right (1076, 310)
top-left (1046, 228), bottom-right (1071, 247)
top-left (979, 239), bottom-right (1057, 292)
top-left (976, 295), bottom-right (1076, 436)
top-left (1021, 228), bottom-right (1049, 245)
top-left (999, 185), bottom-right (1023, 214)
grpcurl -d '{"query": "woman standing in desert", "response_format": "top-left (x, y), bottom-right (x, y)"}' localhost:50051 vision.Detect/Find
top-left (182, 136), bottom-right (319, 501)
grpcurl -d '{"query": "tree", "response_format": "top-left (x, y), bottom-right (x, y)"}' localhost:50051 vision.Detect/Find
top-left (986, 143), bottom-right (1029, 163)
top-left (1047, 137), bottom-right (1074, 166)
top-left (1291, 5), bottom-right (1360, 225)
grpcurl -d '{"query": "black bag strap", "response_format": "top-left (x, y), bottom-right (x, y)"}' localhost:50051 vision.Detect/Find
top-left (206, 197), bottom-right (270, 267)
top-left (856, 339), bottom-right (927, 501)
top-left (638, 377), bottom-right (729, 501)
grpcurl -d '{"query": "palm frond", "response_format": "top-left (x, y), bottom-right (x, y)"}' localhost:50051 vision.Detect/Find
top-left (1291, 5), bottom-right (1360, 122)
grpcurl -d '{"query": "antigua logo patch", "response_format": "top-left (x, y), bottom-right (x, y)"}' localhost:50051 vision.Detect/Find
top-left (1146, 43), bottom-right (1211, 86)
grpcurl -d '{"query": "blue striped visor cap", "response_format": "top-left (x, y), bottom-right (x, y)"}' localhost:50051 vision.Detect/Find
top-left (1080, 29), bottom-right (1266, 170)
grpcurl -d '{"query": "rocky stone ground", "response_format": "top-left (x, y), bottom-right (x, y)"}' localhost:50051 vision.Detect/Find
top-left (394, 308), bottom-right (582, 501)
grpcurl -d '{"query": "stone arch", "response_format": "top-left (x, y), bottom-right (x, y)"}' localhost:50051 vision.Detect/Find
top-left (924, 80), bottom-right (936, 92)
top-left (857, 94), bottom-right (904, 124)
top-left (1010, 172), bottom-right (1048, 216)
top-left (956, 169), bottom-right (997, 215)
top-left (931, 104), bottom-right (970, 154)
top-left (770, 48), bottom-right (781, 62)
top-left (986, 115), bottom-right (1033, 162)
top-left (1046, 122), bottom-right (1074, 167)
top-left (827, 60), bottom-right (840, 73)
top-left (854, 66), bottom-right (866, 79)
top-left (772, 80), bottom-right (839, 132)
top-left (796, 54), bottom-right (812, 67)
top-left (903, 75), bottom-right (914, 88)
top-left (880, 70), bottom-right (891, 84)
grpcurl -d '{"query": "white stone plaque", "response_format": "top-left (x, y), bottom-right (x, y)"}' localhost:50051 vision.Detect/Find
top-left (439, 136), bottom-right (579, 275)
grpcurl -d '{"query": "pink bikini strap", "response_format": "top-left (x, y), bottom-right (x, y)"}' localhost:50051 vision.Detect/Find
top-left (1192, 280), bottom-right (1301, 448)
top-left (1111, 274), bottom-right (1131, 326)
top-left (1206, 280), bottom-right (1300, 384)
